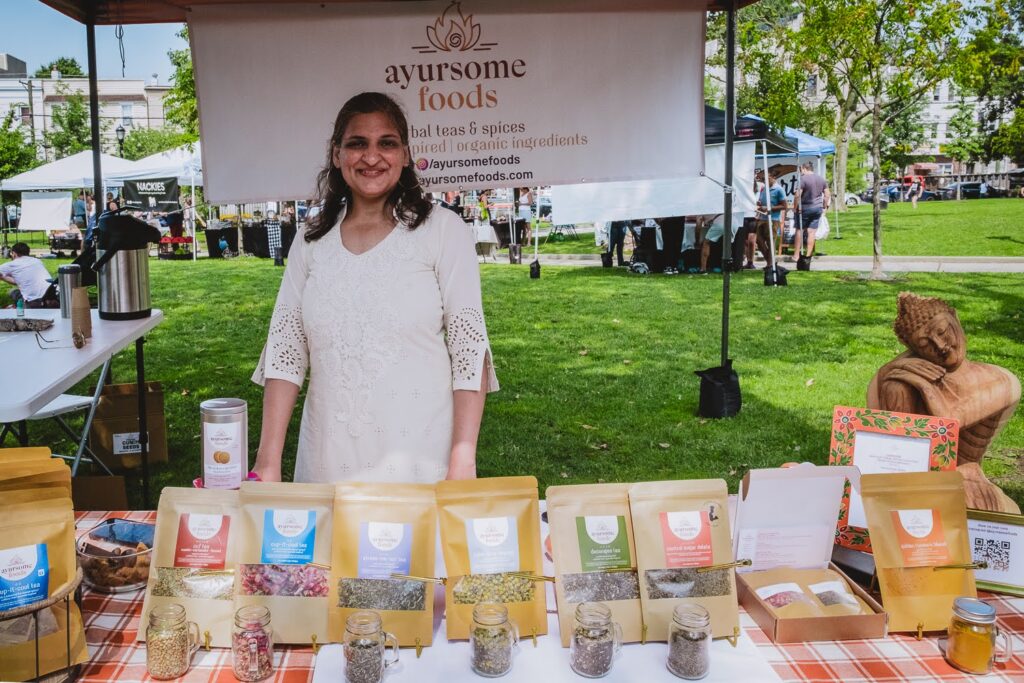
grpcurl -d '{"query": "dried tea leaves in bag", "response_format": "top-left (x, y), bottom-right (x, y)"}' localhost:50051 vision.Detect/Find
top-left (238, 481), bottom-right (334, 644)
top-left (629, 479), bottom-right (739, 641)
top-left (547, 483), bottom-right (643, 646)
top-left (329, 481), bottom-right (437, 647)
top-left (861, 471), bottom-right (975, 632)
top-left (140, 487), bottom-right (240, 648)
top-left (437, 476), bottom-right (546, 641)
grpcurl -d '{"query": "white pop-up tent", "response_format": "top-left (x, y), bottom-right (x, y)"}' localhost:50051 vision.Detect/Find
top-left (0, 150), bottom-right (135, 191)
top-left (108, 143), bottom-right (204, 187)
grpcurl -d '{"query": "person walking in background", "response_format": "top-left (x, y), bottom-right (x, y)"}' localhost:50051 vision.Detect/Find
top-left (84, 192), bottom-right (96, 241)
top-left (792, 162), bottom-right (830, 261)
top-left (607, 220), bottom-right (628, 267)
top-left (908, 176), bottom-right (922, 209)
top-left (72, 191), bottom-right (86, 230)
top-left (518, 187), bottom-right (533, 245)
top-left (755, 168), bottom-right (788, 269)
top-left (106, 191), bottom-right (119, 211)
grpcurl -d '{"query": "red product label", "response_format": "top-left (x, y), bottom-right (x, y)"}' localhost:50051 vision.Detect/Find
top-left (174, 513), bottom-right (230, 569)
top-left (660, 510), bottom-right (714, 568)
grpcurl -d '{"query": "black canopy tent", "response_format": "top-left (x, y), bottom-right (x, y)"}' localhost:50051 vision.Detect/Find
top-left (40, 0), bottom-right (756, 429)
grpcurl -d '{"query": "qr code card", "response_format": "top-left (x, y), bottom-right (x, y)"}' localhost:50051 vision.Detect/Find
top-left (968, 517), bottom-right (1024, 586)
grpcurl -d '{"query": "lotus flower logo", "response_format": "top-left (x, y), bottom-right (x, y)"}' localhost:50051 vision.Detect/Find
top-left (414, 1), bottom-right (496, 54)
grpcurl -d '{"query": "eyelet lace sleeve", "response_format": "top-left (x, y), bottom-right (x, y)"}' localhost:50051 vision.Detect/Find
top-left (435, 209), bottom-right (499, 393)
top-left (252, 231), bottom-right (311, 388)
top-left (446, 307), bottom-right (499, 392)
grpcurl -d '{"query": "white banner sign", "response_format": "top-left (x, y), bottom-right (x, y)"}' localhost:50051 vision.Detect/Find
top-left (550, 142), bottom-right (758, 225)
top-left (190, 0), bottom-right (706, 203)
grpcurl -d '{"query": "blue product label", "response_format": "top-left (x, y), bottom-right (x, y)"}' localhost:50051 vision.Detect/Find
top-left (261, 509), bottom-right (316, 564)
top-left (465, 516), bottom-right (520, 574)
top-left (0, 544), bottom-right (49, 610)
top-left (357, 522), bottom-right (413, 579)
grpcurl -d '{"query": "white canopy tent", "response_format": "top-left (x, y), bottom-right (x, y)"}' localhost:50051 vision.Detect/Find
top-left (550, 142), bottom-right (759, 226)
top-left (0, 150), bottom-right (135, 191)
top-left (107, 143), bottom-right (204, 187)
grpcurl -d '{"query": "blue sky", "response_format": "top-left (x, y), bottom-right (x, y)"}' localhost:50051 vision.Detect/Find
top-left (3, 0), bottom-right (186, 83)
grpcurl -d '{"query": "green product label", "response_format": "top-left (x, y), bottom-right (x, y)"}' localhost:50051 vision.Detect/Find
top-left (575, 515), bottom-right (632, 572)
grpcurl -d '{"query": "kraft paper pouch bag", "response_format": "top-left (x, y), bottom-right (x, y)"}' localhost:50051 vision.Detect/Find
top-left (238, 481), bottom-right (333, 645)
top-left (329, 482), bottom-right (437, 647)
top-left (140, 487), bottom-right (241, 648)
top-left (861, 471), bottom-right (975, 632)
top-left (0, 447), bottom-right (54, 462)
top-left (629, 479), bottom-right (739, 641)
top-left (0, 496), bottom-right (88, 681)
top-left (0, 458), bottom-right (72, 491)
top-left (547, 483), bottom-right (643, 647)
top-left (739, 567), bottom-right (874, 619)
top-left (0, 498), bottom-right (76, 595)
top-left (0, 602), bottom-right (90, 681)
top-left (436, 476), bottom-right (547, 640)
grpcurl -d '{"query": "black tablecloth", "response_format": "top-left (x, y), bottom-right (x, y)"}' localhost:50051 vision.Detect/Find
top-left (242, 221), bottom-right (298, 258)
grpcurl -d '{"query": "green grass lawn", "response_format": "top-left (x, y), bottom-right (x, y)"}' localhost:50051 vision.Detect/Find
top-left (12, 258), bottom-right (1024, 509)
top-left (821, 199), bottom-right (1024, 257)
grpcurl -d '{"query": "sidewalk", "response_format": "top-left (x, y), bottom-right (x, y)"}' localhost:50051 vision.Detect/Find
top-left (523, 253), bottom-right (1024, 273)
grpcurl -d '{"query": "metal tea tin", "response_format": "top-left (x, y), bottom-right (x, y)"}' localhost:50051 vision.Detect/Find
top-left (200, 398), bottom-right (248, 489)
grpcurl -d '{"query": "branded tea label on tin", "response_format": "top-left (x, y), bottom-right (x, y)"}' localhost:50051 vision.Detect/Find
top-left (576, 515), bottom-right (632, 571)
top-left (357, 522), bottom-right (412, 579)
top-left (261, 509), bottom-right (316, 564)
top-left (465, 516), bottom-right (520, 574)
top-left (891, 509), bottom-right (950, 567)
top-left (203, 421), bottom-right (243, 489)
top-left (0, 543), bottom-right (49, 610)
top-left (660, 511), bottom-right (713, 568)
top-left (174, 513), bottom-right (230, 569)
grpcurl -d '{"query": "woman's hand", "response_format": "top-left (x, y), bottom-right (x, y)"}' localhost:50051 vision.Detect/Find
top-left (445, 456), bottom-right (477, 480)
top-left (251, 454), bottom-right (282, 482)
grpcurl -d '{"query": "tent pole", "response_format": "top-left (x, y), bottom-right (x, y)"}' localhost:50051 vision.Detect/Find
top-left (191, 171), bottom-right (197, 262)
top-left (719, 0), bottom-right (737, 368)
top-left (761, 141), bottom-right (776, 273)
top-left (86, 21), bottom-right (103, 215)
top-left (833, 154), bottom-right (841, 239)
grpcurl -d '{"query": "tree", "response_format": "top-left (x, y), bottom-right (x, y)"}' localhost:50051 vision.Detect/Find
top-left (43, 83), bottom-right (91, 159)
top-left (957, 0), bottom-right (1024, 164)
top-left (164, 28), bottom-right (199, 140)
top-left (34, 57), bottom-right (85, 78)
top-left (879, 99), bottom-right (929, 178)
top-left (121, 126), bottom-right (193, 161)
top-left (944, 98), bottom-right (985, 184)
top-left (0, 109), bottom-right (39, 182)
top-left (796, 0), bottom-right (966, 278)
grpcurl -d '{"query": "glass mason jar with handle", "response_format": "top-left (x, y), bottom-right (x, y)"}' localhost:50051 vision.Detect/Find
top-left (471, 602), bottom-right (519, 677)
top-left (232, 605), bottom-right (275, 682)
top-left (569, 602), bottom-right (623, 678)
top-left (343, 610), bottom-right (400, 683)
top-left (667, 603), bottom-right (711, 680)
top-left (946, 597), bottom-right (1013, 675)
top-left (145, 603), bottom-right (200, 680)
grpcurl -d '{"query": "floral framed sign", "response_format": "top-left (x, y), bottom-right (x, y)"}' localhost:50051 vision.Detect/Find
top-left (830, 406), bottom-right (959, 552)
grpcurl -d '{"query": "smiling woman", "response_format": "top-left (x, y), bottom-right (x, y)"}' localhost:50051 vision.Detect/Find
top-left (251, 91), bottom-right (499, 487)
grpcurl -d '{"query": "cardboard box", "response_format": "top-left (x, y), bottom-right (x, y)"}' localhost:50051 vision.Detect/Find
top-left (732, 464), bottom-right (888, 643)
top-left (88, 382), bottom-right (167, 470)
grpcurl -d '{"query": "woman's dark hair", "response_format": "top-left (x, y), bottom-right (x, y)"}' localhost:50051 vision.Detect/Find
top-left (306, 92), bottom-right (432, 242)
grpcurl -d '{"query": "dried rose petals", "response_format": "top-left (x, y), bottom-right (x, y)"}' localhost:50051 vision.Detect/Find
top-left (238, 564), bottom-right (329, 597)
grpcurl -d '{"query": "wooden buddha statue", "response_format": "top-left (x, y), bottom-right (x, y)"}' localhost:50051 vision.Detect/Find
top-left (868, 292), bottom-right (1021, 513)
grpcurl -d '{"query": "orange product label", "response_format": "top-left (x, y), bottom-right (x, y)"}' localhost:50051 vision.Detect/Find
top-left (174, 513), bottom-right (230, 569)
top-left (660, 510), bottom-right (714, 568)
top-left (890, 509), bottom-right (950, 567)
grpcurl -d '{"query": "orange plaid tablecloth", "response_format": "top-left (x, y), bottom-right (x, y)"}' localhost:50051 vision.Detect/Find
top-left (75, 512), bottom-right (1024, 683)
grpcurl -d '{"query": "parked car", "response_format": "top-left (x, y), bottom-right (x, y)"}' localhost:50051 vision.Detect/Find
top-left (940, 182), bottom-right (1005, 200)
top-left (844, 192), bottom-right (862, 206)
top-left (533, 195), bottom-right (552, 218)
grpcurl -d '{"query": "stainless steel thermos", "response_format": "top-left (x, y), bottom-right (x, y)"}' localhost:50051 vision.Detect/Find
top-left (57, 264), bottom-right (81, 319)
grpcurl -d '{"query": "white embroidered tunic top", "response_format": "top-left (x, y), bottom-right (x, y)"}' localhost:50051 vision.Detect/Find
top-left (252, 206), bottom-right (498, 483)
